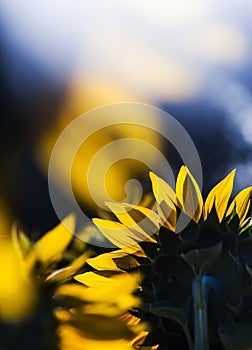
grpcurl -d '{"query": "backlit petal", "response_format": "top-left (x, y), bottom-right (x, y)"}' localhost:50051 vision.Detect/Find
top-left (32, 215), bottom-right (75, 267)
top-left (105, 202), bottom-right (159, 239)
top-left (226, 186), bottom-right (252, 223)
top-left (176, 166), bottom-right (203, 222)
top-left (204, 169), bottom-right (236, 221)
top-left (46, 251), bottom-right (89, 282)
top-left (93, 218), bottom-right (151, 248)
top-left (149, 172), bottom-right (176, 229)
top-left (87, 250), bottom-right (138, 271)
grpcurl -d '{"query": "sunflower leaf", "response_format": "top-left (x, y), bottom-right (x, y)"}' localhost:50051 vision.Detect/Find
top-left (181, 242), bottom-right (222, 277)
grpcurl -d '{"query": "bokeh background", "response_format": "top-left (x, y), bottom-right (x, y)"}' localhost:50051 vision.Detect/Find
top-left (1, 0), bottom-right (252, 237)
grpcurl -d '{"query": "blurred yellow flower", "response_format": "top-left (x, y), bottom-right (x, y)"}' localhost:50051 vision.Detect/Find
top-left (36, 81), bottom-right (163, 218)
top-left (0, 236), bottom-right (36, 322)
top-left (0, 214), bottom-right (143, 349)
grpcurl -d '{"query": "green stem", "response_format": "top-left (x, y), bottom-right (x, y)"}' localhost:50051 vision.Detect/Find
top-left (193, 276), bottom-right (211, 350)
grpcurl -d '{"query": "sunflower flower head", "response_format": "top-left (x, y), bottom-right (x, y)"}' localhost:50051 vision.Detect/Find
top-left (90, 166), bottom-right (252, 350)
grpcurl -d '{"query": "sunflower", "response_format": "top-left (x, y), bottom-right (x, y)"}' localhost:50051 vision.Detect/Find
top-left (0, 215), bottom-right (141, 350)
top-left (88, 166), bottom-right (252, 350)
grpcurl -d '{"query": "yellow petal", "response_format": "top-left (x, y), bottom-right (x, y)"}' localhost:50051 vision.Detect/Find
top-left (58, 309), bottom-right (143, 341)
top-left (176, 166), bottom-right (203, 222)
top-left (77, 273), bottom-right (141, 310)
top-left (59, 273), bottom-right (141, 312)
top-left (204, 169), bottom-right (236, 221)
top-left (149, 172), bottom-right (176, 229)
top-left (75, 271), bottom-right (114, 288)
top-left (56, 283), bottom-right (88, 301)
top-left (87, 251), bottom-right (131, 271)
top-left (120, 313), bottom-right (141, 326)
top-left (59, 325), bottom-right (134, 350)
top-left (123, 246), bottom-right (146, 256)
top-left (32, 215), bottom-right (75, 267)
top-left (105, 202), bottom-right (159, 239)
top-left (93, 218), bottom-right (151, 248)
top-left (226, 186), bottom-right (252, 223)
top-left (83, 302), bottom-right (133, 317)
top-left (11, 224), bottom-right (31, 262)
top-left (46, 251), bottom-right (89, 282)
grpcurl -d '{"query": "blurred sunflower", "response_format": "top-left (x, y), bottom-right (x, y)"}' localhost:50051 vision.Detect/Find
top-left (36, 81), bottom-right (163, 217)
top-left (0, 215), bottom-right (142, 350)
top-left (89, 166), bottom-right (252, 350)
